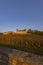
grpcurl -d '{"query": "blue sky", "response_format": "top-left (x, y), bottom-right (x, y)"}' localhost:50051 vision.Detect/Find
top-left (0, 0), bottom-right (43, 32)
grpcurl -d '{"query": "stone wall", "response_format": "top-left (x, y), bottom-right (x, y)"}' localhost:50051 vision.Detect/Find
top-left (0, 53), bottom-right (9, 65)
top-left (0, 47), bottom-right (43, 65)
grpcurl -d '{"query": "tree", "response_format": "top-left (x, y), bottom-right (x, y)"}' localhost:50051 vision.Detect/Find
top-left (27, 29), bottom-right (33, 33)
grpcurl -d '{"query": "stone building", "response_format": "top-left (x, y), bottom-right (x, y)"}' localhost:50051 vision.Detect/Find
top-left (3, 31), bottom-right (15, 35)
top-left (16, 29), bottom-right (27, 34)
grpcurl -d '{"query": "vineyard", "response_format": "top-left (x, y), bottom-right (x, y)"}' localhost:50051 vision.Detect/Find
top-left (0, 33), bottom-right (43, 55)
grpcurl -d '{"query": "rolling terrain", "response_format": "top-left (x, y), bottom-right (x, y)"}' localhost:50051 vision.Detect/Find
top-left (0, 33), bottom-right (43, 55)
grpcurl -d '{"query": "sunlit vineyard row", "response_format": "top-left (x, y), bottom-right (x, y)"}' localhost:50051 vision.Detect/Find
top-left (0, 33), bottom-right (43, 55)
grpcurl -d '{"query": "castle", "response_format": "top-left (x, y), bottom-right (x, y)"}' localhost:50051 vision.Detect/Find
top-left (0, 29), bottom-right (27, 35)
top-left (16, 29), bottom-right (27, 34)
top-left (3, 31), bottom-right (15, 35)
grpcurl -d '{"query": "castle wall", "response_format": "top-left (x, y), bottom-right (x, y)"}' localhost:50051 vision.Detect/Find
top-left (16, 30), bottom-right (27, 34)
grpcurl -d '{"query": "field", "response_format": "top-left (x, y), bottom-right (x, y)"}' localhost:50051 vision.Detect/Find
top-left (0, 33), bottom-right (43, 55)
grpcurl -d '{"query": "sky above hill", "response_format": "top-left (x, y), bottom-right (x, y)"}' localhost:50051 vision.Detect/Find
top-left (0, 0), bottom-right (43, 32)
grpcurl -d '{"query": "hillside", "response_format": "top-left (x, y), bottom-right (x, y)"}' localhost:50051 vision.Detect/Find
top-left (0, 33), bottom-right (43, 55)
